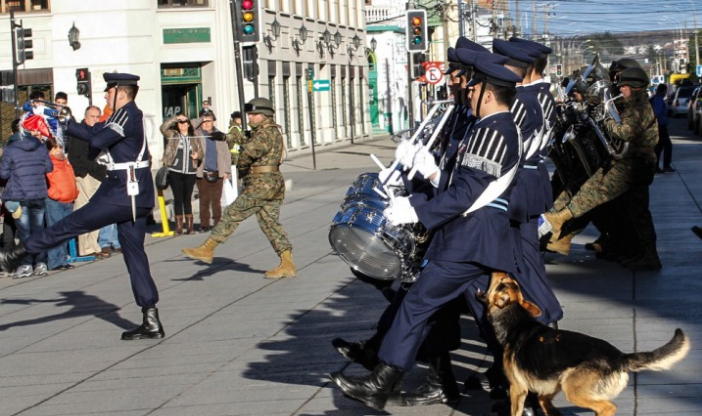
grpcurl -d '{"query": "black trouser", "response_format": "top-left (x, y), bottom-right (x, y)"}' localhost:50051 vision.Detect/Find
top-left (655, 124), bottom-right (673, 169)
top-left (169, 172), bottom-right (197, 216)
top-left (616, 184), bottom-right (657, 254)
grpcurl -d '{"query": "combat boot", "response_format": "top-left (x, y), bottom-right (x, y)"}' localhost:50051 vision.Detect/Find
top-left (182, 238), bottom-right (219, 264)
top-left (543, 207), bottom-right (573, 242)
top-left (264, 250), bottom-right (297, 279)
top-left (121, 307), bottom-right (165, 340)
top-left (330, 362), bottom-right (404, 410)
top-left (175, 215), bottom-right (184, 235)
top-left (546, 232), bottom-right (575, 256)
top-left (185, 214), bottom-right (194, 234)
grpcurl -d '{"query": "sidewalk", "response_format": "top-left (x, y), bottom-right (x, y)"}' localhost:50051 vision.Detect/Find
top-left (0, 119), bottom-right (699, 416)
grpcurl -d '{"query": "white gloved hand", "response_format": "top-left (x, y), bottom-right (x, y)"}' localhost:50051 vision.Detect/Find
top-left (413, 147), bottom-right (440, 180)
top-left (395, 140), bottom-right (421, 170)
top-left (384, 196), bottom-right (419, 226)
top-left (378, 167), bottom-right (403, 187)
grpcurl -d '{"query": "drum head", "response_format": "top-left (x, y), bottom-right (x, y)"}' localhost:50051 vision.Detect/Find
top-left (329, 226), bottom-right (401, 280)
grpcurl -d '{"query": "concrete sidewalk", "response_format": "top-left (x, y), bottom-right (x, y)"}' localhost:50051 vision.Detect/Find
top-left (0, 119), bottom-right (700, 416)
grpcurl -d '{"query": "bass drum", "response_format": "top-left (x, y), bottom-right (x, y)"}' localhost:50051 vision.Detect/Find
top-left (329, 173), bottom-right (428, 281)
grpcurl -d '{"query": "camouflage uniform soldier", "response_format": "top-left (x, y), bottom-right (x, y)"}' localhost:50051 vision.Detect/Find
top-left (182, 98), bottom-right (296, 279)
top-left (544, 67), bottom-right (658, 257)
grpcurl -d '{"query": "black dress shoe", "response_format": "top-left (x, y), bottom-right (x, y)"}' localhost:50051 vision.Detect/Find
top-left (329, 362), bottom-right (404, 410)
top-left (655, 167), bottom-right (664, 174)
top-left (402, 377), bottom-right (459, 406)
top-left (331, 337), bottom-right (379, 371)
top-left (121, 307), bottom-right (165, 340)
top-left (663, 166), bottom-right (676, 173)
top-left (692, 226), bottom-right (702, 240)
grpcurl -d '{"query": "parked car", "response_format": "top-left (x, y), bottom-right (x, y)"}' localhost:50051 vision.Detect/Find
top-left (669, 85), bottom-right (696, 117)
top-left (695, 93), bottom-right (702, 137)
top-left (687, 86), bottom-right (701, 131)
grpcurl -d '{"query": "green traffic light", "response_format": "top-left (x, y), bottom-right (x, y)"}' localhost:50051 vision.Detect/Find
top-left (413, 36), bottom-right (422, 45)
top-left (243, 24), bottom-right (254, 35)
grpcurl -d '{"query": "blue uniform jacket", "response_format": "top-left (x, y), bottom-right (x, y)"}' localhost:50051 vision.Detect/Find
top-left (509, 87), bottom-right (545, 222)
top-left (410, 111), bottom-right (520, 273)
top-left (66, 101), bottom-right (155, 209)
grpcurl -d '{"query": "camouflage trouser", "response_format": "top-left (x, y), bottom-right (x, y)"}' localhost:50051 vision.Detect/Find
top-left (552, 161), bottom-right (631, 218)
top-left (209, 190), bottom-right (293, 255)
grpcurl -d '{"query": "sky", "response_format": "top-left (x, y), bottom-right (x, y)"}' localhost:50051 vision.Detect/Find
top-left (500, 0), bottom-right (700, 38)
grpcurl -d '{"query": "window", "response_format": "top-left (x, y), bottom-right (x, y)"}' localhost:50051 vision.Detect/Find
top-left (158, 0), bottom-right (208, 8)
top-left (2, 0), bottom-right (50, 13)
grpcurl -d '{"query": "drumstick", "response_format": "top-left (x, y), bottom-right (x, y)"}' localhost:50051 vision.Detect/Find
top-left (407, 104), bottom-right (455, 180)
top-left (370, 153), bottom-right (386, 170)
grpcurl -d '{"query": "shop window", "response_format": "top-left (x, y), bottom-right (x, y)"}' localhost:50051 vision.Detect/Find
top-left (2, 0), bottom-right (50, 13)
top-left (157, 0), bottom-right (208, 8)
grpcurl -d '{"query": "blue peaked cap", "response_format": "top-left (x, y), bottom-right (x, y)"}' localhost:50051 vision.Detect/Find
top-left (493, 39), bottom-right (533, 68)
top-left (467, 58), bottom-right (522, 88)
top-left (104, 73), bottom-right (140, 91)
top-left (509, 36), bottom-right (552, 55)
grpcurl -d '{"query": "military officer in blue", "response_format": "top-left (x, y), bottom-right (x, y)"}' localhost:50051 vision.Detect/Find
top-left (0, 73), bottom-right (163, 341)
top-left (329, 57), bottom-right (523, 411)
top-left (493, 39), bottom-right (563, 327)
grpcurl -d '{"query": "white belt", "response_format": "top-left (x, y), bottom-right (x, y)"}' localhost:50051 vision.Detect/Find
top-left (108, 160), bottom-right (150, 171)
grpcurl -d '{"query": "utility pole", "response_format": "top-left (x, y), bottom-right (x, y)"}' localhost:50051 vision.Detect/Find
top-left (515, 0), bottom-right (520, 36)
top-left (532, 0), bottom-right (536, 38)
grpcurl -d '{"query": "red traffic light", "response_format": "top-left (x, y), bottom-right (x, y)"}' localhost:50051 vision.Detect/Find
top-left (242, 0), bottom-right (253, 9)
top-left (76, 68), bottom-right (89, 81)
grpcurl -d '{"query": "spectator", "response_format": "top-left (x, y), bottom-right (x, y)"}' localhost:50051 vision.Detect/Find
top-left (0, 120), bottom-right (21, 264)
top-left (193, 112), bottom-right (230, 232)
top-left (67, 106), bottom-right (106, 257)
top-left (44, 138), bottom-right (79, 271)
top-left (98, 224), bottom-right (121, 256)
top-left (160, 113), bottom-right (202, 235)
top-left (651, 83), bottom-right (674, 173)
top-left (0, 123), bottom-right (53, 278)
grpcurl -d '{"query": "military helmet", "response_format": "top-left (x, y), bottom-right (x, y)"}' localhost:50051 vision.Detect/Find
top-left (245, 97), bottom-right (274, 116)
top-left (618, 67), bottom-right (649, 88)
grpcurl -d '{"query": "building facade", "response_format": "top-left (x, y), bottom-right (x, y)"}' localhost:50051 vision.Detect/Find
top-left (0, 0), bottom-right (370, 163)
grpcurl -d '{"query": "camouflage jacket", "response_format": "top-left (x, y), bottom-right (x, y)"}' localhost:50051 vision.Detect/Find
top-left (236, 116), bottom-right (284, 170)
top-left (604, 89), bottom-right (658, 151)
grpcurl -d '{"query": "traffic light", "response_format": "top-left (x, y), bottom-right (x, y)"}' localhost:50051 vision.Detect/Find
top-left (236, 0), bottom-right (261, 43)
top-left (556, 64), bottom-right (562, 77)
top-left (15, 26), bottom-right (33, 65)
top-left (76, 68), bottom-right (91, 97)
top-left (406, 10), bottom-right (427, 53)
top-left (242, 45), bottom-right (259, 81)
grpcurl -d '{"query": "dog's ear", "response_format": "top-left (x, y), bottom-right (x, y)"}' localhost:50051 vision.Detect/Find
top-left (519, 298), bottom-right (543, 317)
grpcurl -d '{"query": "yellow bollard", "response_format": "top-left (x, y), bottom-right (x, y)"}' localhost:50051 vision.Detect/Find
top-left (151, 188), bottom-right (175, 237)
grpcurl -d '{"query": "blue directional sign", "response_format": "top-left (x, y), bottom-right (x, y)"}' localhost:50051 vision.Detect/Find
top-left (697, 64), bottom-right (702, 77)
top-left (312, 79), bottom-right (330, 92)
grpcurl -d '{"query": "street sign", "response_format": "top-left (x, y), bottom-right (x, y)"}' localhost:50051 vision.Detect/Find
top-left (312, 79), bottom-right (330, 92)
top-left (697, 64), bottom-right (702, 77)
top-left (425, 67), bottom-right (443, 85)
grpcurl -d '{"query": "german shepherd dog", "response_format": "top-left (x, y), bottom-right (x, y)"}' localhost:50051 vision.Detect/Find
top-left (477, 272), bottom-right (690, 416)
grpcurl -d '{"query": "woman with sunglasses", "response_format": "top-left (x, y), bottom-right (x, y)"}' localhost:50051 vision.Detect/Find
top-left (160, 113), bottom-right (202, 234)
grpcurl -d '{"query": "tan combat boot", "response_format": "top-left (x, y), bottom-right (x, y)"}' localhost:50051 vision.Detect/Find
top-left (182, 238), bottom-right (219, 264)
top-left (546, 232), bottom-right (575, 256)
top-left (543, 207), bottom-right (574, 242)
top-left (265, 250), bottom-right (297, 279)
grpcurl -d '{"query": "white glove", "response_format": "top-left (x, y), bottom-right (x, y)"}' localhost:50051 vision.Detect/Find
top-left (378, 167), bottom-right (403, 187)
top-left (395, 140), bottom-right (421, 170)
top-left (384, 197), bottom-right (419, 226)
top-left (413, 147), bottom-right (440, 180)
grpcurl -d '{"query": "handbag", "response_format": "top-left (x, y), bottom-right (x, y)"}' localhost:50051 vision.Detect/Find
top-left (155, 166), bottom-right (170, 190)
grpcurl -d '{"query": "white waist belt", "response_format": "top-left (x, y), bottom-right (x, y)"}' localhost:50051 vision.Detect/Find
top-left (108, 160), bottom-right (150, 171)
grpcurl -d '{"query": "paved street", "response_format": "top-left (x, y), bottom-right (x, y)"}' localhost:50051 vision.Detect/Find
top-left (0, 118), bottom-right (700, 416)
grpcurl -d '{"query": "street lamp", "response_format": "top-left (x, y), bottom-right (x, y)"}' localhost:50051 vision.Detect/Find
top-left (68, 22), bottom-right (80, 51)
top-left (370, 37), bottom-right (377, 52)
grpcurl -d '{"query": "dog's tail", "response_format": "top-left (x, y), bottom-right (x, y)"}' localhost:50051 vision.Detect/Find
top-left (623, 329), bottom-right (690, 373)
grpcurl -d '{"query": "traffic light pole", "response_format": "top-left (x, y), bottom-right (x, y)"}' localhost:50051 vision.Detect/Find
top-left (406, 4), bottom-right (414, 129)
top-left (229, 0), bottom-right (248, 132)
top-left (10, 10), bottom-right (20, 118)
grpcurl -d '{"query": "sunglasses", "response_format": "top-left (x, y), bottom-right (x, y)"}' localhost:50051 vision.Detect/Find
top-left (177, 120), bottom-right (189, 124)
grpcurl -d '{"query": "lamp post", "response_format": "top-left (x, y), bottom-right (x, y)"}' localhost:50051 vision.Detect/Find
top-left (68, 22), bottom-right (80, 51)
